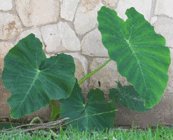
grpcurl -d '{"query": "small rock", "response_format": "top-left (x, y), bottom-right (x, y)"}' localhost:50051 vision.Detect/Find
top-left (166, 48), bottom-right (173, 94)
top-left (60, 22), bottom-right (81, 51)
top-left (41, 22), bottom-right (80, 53)
top-left (150, 16), bottom-right (158, 25)
top-left (0, 0), bottom-right (12, 11)
top-left (155, 0), bottom-right (173, 18)
top-left (0, 13), bottom-right (22, 40)
top-left (0, 42), bottom-right (14, 57)
top-left (102, 0), bottom-right (118, 8)
top-left (81, 0), bottom-right (100, 11)
top-left (41, 24), bottom-right (63, 53)
top-left (82, 29), bottom-right (108, 57)
top-left (154, 17), bottom-right (173, 48)
top-left (0, 42), bottom-right (14, 70)
top-left (15, 0), bottom-right (60, 27)
top-left (74, 1), bottom-right (102, 35)
top-left (60, 0), bottom-right (80, 21)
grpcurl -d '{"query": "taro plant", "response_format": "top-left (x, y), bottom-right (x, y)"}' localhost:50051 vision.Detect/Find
top-left (2, 6), bottom-right (171, 130)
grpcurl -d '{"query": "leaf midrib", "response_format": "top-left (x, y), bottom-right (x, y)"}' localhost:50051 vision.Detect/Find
top-left (17, 69), bottom-right (40, 112)
top-left (125, 39), bottom-right (147, 90)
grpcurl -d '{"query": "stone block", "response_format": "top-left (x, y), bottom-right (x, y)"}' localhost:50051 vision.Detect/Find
top-left (0, 13), bottom-right (22, 40)
top-left (155, 0), bottom-right (173, 18)
top-left (60, 0), bottom-right (80, 21)
top-left (0, 0), bottom-right (12, 11)
top-left (89, 58), bottom-right (128, 91)
top-left (41, 22), bottom-right (80, 53)
top-left (81, 29), bottom-right (108, 57)
top-left (74, 0), bottom-right (102, 35)
top-left (154, 17), bottom-right (173, 48)
top-left (15, 0), bottom-right (60, 27)
top-left (102, 0), bottom-right (118, 8)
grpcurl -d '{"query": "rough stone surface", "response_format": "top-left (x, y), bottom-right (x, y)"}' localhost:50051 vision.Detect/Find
top-left (116, 0), bottom-right (152, 20)
top-left (116, 92), bottom-right (173, 128)
top-left (74, 0), bottom-right (102, 35)
top-left (66, 53), bottom-right (88, 91)
top-left (82, 29), bottom-right (108, 57)
top-left (166, 48), bottom-right (173, 94)
top-left (0, 42), bottom-right (14, 59)
top-left (15, 0), bottom-right (60, 27)
top-left (41, 24), bottom-right (63, 53)
top-left (41, 22), bottom-right (80, 53)
top-left (0, 80), bottom-right (10, 119)
top-left (89, 58), bottom-right (128, 91)
top-left (60, 0), bottom-right (80, 21)
top-left (0, 42), bottom-right (14, 118)
top-left (102, 0), bottom-right (118, 8)
top-left (60, 22), bottom-right (80, 51)
top-left (150, 16), bottom-right (158, 25)
top-left (0, 13), bottom-right (22, 40)
top-left (81, 0), bottom-right (101, 11)
top-left (0, 48), bottom-right (9, 119)
top-left (71, 53), bottom-right (88, 76)
top-left (0, 0), bottom-right (13, 11)
top-left (155, 0), bottom-right (173, 18)
top-left (154, 17), bottom-right (173, 48)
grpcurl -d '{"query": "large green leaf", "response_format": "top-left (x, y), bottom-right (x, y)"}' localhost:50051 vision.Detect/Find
top-left (60, 82), bottom-right (116, 130)
top-left (98, 6), bottom-right (171, 108)
top-left (2, 34), bottom-right (76, 118)
top-left (110, 83), bottom-right (149, 112)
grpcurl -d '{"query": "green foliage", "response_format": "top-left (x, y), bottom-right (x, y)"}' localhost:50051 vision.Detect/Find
top-left (98, 6), bottom-right (170, 108)
top-left (60, 82), bottom-right (116, 130)
top-left (2, 34), bottom-right (76, 118)
top-left (1, 6), bottom-right (171, 131)
top-left (110, 83), bottom-right (149, 112)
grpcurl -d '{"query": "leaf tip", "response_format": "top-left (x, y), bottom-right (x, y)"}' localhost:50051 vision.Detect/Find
top-left (125, 7), bottom-right (137, 17)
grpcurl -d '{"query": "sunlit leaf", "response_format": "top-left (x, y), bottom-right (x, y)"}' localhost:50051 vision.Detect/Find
top-left (98, 6), bottom-right (170, 108)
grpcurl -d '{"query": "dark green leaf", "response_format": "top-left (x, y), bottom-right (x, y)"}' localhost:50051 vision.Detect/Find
top-left (60, 82), bottom-right (116, 130)
top-left (98, 6), bottom-right (171, 108)
top-left (2, 34), bottom-right (76, 118)
top-left (110, 83), bottom-right (149, 112)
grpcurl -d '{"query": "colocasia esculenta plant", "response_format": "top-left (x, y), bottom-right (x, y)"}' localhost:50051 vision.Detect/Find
top-left (2, 6), bottom-right (171, 130)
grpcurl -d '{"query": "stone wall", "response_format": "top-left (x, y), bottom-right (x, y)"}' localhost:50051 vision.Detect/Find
top-left (0, 0), bottom-right (173, 127)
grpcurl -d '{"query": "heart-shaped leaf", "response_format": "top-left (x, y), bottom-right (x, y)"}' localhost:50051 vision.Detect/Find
top-left (110, 83), bottom-right (149, 112)
top-left (60, 82), bottom-right (116, 130)
top-left (98, 6), bottom-right (171, 108)
top-left (2, 34), bottom-right (76, 118)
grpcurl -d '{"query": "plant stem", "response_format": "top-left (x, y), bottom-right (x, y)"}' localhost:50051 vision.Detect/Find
top-left (49, 59), bottom-right (111, 120)
top-left (49, 100), bottom-right (60, 121)
top-left (79, 59), bottom-right (111, 85)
